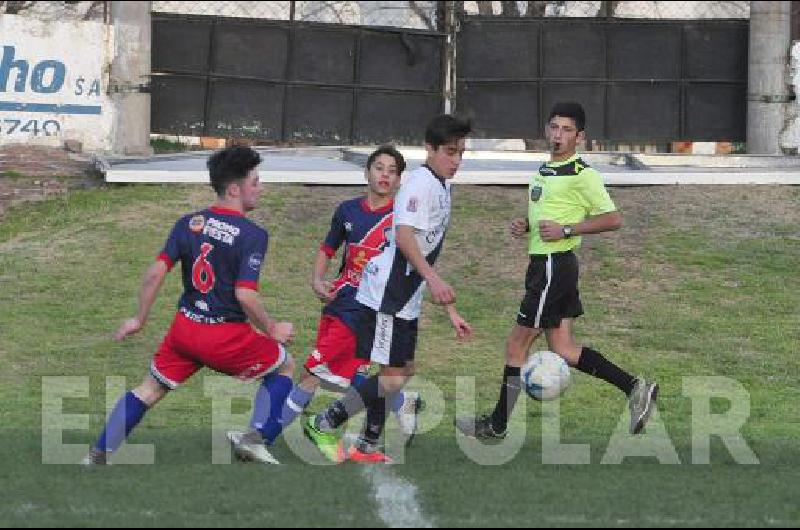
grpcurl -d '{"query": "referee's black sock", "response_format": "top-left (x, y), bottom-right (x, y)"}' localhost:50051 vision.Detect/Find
top-left (575, 347), bottom-right (637, 396)
top-left (489, 365), bottom-right (522, 433)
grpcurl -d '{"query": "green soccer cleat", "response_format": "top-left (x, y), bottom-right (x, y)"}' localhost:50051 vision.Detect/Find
top-left (303, 416), bottom-right (345, 464)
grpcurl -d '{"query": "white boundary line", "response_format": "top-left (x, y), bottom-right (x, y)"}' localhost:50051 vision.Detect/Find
top-left (361, 466), bottom-right (434, 529)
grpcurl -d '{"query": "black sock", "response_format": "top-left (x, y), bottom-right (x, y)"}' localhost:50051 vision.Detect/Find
top-left (361, 396), bottom-right (388, 445)
top-left (576, 347), bottom-right (636, 396)
top-left (325, 375), bottom-right (382, 429)
top-left (490, 365), bottom-right (522, 432)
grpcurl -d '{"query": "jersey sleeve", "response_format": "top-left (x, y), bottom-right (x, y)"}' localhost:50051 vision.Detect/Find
top-left (321, 204), bottom-right (347, 258)
top-left (578, 168), bottom-right (617, 216)
top-left (236, 229), bottom-right (269, 291)
top-left (157, 218), bottom-right (184, 272)
top-left (394, 176), bottom-right (432, 231)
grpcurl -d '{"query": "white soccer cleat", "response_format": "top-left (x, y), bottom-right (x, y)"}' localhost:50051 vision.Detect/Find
top-left (395, 391), bottom-right (424, 446)
top-left (227, 430), bottom-right (280, 465)
top-left (81, 449), bottom-right (110, 466)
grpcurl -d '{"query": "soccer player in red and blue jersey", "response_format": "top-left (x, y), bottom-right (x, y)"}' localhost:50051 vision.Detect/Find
top-left (236, 146), bottom-right (423, 456)
top-left (83, 146), bottom-right (296, 466)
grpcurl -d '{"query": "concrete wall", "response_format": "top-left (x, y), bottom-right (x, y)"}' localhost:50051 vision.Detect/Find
top-left (151, 1), bottom-right (438, 29)
top-left (0, 14), bottom-right (114, 152)
top-left (780, 41), bottom-right (800, 154)
top-left (461, 1), bottom-right (749, 18)
top-left (0, 1), bottom-right (106, 21)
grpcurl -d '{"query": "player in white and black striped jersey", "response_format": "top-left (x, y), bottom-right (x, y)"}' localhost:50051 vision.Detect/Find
top-left (304, 115), bottom-right (474, 463)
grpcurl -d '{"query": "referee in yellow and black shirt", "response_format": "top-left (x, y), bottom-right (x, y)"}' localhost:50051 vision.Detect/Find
top-left (457, 102), bottom-right (659, 439)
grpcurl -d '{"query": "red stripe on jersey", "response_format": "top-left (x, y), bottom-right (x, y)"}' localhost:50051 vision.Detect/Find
top-left (321, 244), bottom-right (337, 258)
top-left (157, 253), bottom-right (174, 271)
top-left (359, 213), bottom-right (393, 249)
top-left (209, 206), bottom-right (244, 217)
top-left (360, 199), bottom-right (394, 215)
top-left (235, 280), bottom-right (259, 291)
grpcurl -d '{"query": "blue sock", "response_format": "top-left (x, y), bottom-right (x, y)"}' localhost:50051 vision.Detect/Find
top-left (94, 391), bottom-right (148, 453)
top-left (390, 392), bottom-right (405, 414)
top-left (352, 373), bottom-right (404, 413)
top-left (257, 374), bottom-right (294, 445)
top-left (261, 386), bottom-right (315, 445)
top-left (250, 384), bottom-right (270, 430)
top-left (352, 372), bottom-right (368, 389)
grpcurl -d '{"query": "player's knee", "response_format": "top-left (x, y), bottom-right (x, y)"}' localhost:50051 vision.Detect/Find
top-left (505, 340), bottom-right (529, 364)
top-left (379, 375), bottom-right (407, 394)
top-left (552, 346), bottom-right (581, 366)
top-left (279, 354), bottom-right (295, 376)
top-left (134, 378), bottom-right (169, 407)
top-left (298, 372), bottom-right (320, 392)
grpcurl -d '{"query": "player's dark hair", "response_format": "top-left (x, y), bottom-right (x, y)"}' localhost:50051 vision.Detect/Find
top-left (424, 114), bottom-right (472, 149)
top-left (548, 102), bottom-right (586, 131)
top-left (207, 146), bottom-right (262, 197)
top-left (366, 145), bottom-right (406, 175)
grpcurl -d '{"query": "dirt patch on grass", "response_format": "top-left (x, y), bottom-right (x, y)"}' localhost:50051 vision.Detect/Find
top-left (0, 145), bottom-right (103, 222)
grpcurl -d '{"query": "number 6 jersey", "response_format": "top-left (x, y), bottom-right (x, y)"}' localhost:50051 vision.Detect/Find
top-left (157, 206), bottom-right (268, 324)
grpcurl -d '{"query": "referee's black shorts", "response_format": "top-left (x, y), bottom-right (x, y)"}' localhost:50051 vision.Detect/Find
top-left (516, 251), bottom-right (584, 329)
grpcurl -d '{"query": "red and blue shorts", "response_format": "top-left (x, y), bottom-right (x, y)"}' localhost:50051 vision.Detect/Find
top-left (150, 312), bottom-right (286, 389)
top-left (303, 315), bottom-right (369, 389)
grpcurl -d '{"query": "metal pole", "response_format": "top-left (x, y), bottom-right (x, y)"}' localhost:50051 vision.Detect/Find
top-left (747, 1), bottom-right (792, 154)
top-left (442, 1), bottom-right (457, 114)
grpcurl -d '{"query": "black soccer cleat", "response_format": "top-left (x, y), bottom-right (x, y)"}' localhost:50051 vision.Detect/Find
top-left (455, 415), bottom-right (507, 440)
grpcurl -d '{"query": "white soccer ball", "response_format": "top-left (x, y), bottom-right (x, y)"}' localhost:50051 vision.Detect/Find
top-left (521, 351), bottom-right (571, 401)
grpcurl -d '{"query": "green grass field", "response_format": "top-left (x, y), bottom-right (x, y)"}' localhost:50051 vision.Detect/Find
top-left (0, 182), bottom-right (798, 527)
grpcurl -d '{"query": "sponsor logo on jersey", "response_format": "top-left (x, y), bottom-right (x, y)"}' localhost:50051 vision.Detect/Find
top-left (407, 197), bottom-right (418, 213)
top-left (204, 217), bottom-right (241, 245)
top-left (531, 186), bottom-right (543, 202)
top-left (248, 253), bottom-right (263, 271)
top-left (189, 215), bottom-right (206, 233)
top-left (539, 166), bottom-right (557, 177)
top-left (426, 229), bottom-right (438, 244)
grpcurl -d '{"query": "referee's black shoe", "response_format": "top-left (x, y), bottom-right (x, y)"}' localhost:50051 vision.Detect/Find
top-left (455, 415), bottom-right (507, 440)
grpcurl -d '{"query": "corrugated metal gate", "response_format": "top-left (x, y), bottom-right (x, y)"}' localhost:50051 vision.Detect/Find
top-left (456, 16), bottom-right (748, 143)
top-left (151, 10), bottom-right (749, 145)
top-left (151, 12), bottom-right (445, 144)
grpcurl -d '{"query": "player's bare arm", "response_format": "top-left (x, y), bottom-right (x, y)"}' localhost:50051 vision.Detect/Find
top-left (311, 249), bottom-right (336, 303)
top-left (235, 287), bottom-right (295, 344)
top-left (114, 260), bottom-right (169, 341)
top-left (395, 224), bottom-right (455, 305)
top-left (538, 211), bottom-right (623, 242)
top-left (445, 303), bottom-right (473, 341)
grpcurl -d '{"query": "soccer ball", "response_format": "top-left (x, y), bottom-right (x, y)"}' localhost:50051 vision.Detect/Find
top-left (521, 351), bottom-right (571, 401)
